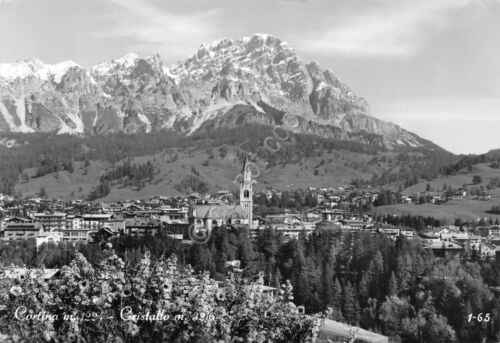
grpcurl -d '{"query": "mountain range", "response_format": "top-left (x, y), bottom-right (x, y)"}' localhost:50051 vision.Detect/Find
top-left (0, 34), bottom-right (435, 150)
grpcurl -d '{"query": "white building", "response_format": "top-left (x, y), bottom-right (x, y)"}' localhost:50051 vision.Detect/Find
top-left (36, 230), bottom-right (63, 247)
top-left (33, 212), bottom-right (67, 231)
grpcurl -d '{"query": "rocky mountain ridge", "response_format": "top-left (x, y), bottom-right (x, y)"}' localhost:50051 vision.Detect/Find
top-left (0, 34), bottom-right (428, 149)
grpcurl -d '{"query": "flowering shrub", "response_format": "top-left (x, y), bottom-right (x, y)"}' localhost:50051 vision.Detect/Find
top-left (0, 246), bottom-right (323, 342)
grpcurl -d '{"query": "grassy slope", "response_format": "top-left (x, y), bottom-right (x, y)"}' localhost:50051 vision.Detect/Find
top-left (375, 163), bottom-right (500, 222)
top-left (403, 164), bottom-right (500, 194)
top-left (15, 146), bottom-right (398, 201)
top-left (15, 161), bottom-right (108, 201)
top-left (15, 142), bottom-right (500, 223)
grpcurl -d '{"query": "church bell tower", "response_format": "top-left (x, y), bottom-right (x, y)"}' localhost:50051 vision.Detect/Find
top-left (239, 156), bottom-right (253, 228)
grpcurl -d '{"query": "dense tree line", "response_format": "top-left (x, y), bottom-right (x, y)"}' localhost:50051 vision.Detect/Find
top-left (368, 147), bottom-right (455, 189)
top-left (99, 159), bottom-right (156, 192)
top-left (253, 189), bottom-right (318, 211)
top-left (488, 205), bottom-right (500, 215)
top-left (34, 157), bottom-right (74, 178)
top-left (373, 189), bottom-right (401, 206)
top-left (375, 214), bottom-right (443, 230)
top-left (100, 160), bottom-right (155, 184)
top-left (87, 181), bottom-right (111, 200)
top-left (181, 229), bottom-right (500, 342)
top-left (174, 175), bottom-right (209, 194)
top-left (86, 160), bottom-right (157, 199)
top-left (441, 154), bottom-right (492, 176)
top-left (0, 239), bottom-right (37, 266)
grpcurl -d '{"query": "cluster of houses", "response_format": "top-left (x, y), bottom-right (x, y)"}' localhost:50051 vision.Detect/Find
top-left (419, 225), bottom-right (500, 260)
top-left (0, 199), bottom-right (190, 247)
top-left (3, 197), bottom-right (498, 262)
top-left (0, 190), bottom-right (372, 244)
top-left (1, 165), bottom-right (499, 262)
top-left (399, 186), bottom-right (500, 205)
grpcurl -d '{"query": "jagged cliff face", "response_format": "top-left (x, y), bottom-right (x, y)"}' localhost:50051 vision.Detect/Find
top-left (0, 34), bottom-right (426, 149)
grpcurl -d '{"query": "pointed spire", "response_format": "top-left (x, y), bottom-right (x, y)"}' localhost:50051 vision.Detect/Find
top-left (241, 154), bottom-right (248, 174)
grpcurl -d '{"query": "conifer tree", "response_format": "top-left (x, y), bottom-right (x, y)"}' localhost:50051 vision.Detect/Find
top-left (321, 256), bottom-right (334, 308)
top-left (343, 281), bottom-right (359, 324)
top-left (367, 250), bottom-right (384, 299)
top-left (388, 271), bottom-right (398, 296)
top-left (328, 277), bottom-right (344, 321)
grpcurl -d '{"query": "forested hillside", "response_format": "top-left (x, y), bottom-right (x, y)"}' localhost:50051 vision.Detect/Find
top-left (0, 125), bottom-right (455, 199)
top-left (3, 229), bottom-right (499, 342)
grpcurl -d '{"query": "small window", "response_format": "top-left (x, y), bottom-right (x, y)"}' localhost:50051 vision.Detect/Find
top-left (244, 190), bottom-right (250, 198)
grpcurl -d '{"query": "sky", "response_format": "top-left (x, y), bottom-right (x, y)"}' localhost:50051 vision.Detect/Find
top-left (0, 0), bottom-right (499, 154)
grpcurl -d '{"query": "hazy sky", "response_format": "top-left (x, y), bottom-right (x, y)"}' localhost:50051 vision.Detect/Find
top-left (1, 0), bottom-right (499, 154)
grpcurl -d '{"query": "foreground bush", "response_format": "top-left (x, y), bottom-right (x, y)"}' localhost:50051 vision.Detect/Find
top-left (0, 246), bottom-right (323, 342)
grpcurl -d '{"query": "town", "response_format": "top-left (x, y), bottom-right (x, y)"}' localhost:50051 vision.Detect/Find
top-left (2, 170), bottom-right (500, 263)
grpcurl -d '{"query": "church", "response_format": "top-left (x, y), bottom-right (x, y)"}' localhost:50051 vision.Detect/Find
top-left (188, 157), bottom-right (255, 232)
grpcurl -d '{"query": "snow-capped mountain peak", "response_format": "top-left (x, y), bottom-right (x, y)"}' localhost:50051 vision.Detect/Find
top-left (167, 33), bottom-right (297, 82)
top-left (0, 33), bottom-right (428, 149)
top-left (0, 59), bottom-right (80, 83)
top-left (91, 52), bottom-right (165, 79)
top-left (92, 53), bottom-right (140, 77)
top-left (115, 53), bottom-right (139, 66)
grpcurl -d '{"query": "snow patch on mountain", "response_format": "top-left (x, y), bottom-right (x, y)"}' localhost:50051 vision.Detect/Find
top-left (162, 66), bottom-right (179, 84)
top-left (137, 112), bottom-right (152, 133)
top-left (65, 111), bottom-right (85, 133)
top-left (0, 100), bottom-right (18, 131)
top-left (14, 96), bottom-right (33, 132)
top-left (248, 100), bottom-right (265, 113)
top-left (57, 121), bottom-right (74, 134)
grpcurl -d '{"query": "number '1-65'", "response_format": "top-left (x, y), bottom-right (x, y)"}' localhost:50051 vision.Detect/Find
top-left (467, 313), bottom-right (491, 322)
